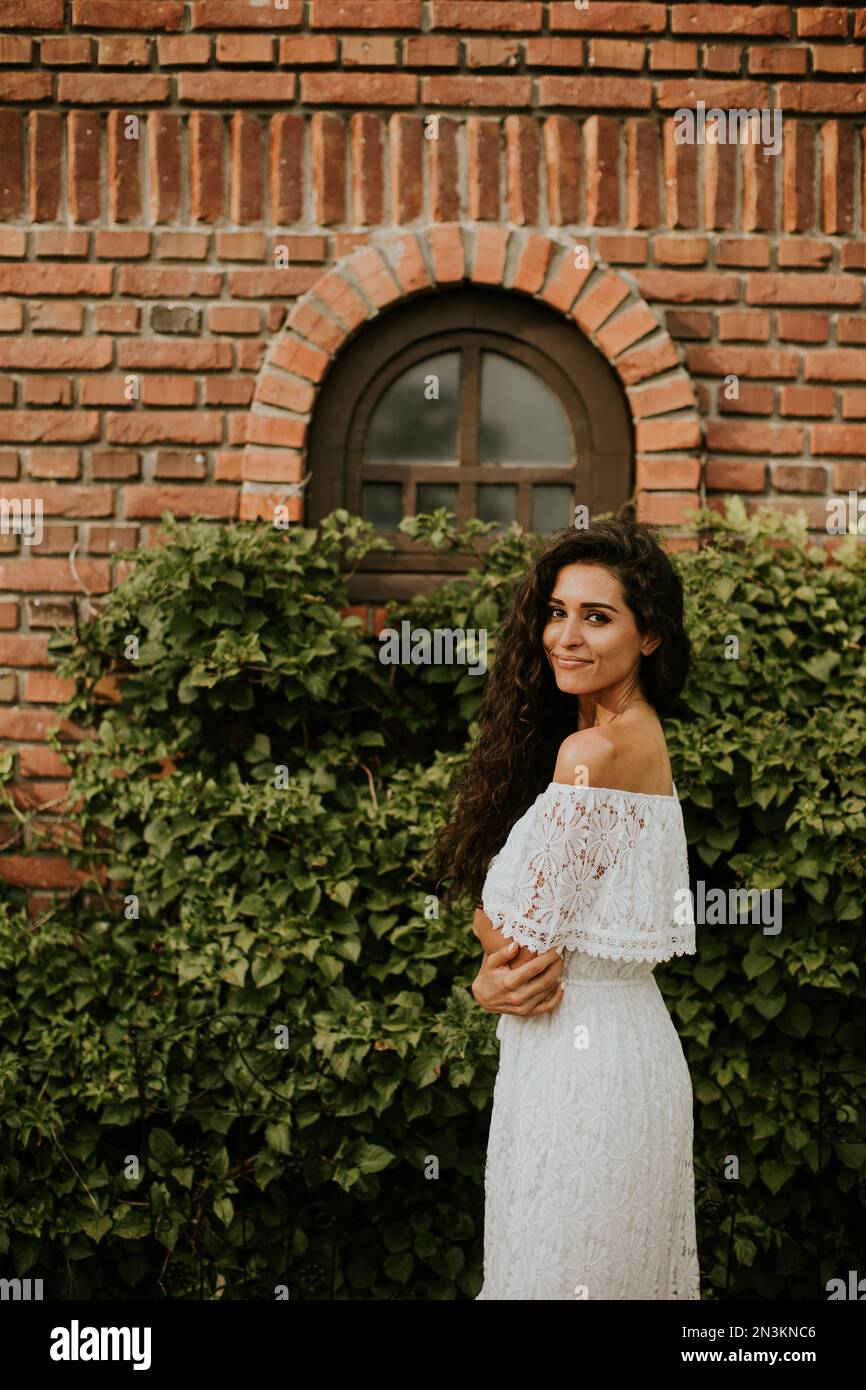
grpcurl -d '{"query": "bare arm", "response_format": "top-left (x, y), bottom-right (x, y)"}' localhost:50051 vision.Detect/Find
top-left (470, 906), bottom-right (565, 1017)
top-left (472, 906), bottom-right (540, 969)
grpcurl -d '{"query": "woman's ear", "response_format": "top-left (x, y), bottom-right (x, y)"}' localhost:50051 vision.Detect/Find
top-left (641, 633), bottom-right (662, 658)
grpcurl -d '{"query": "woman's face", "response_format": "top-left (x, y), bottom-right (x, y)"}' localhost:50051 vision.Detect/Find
top-left (541, 563), bottom-right (660, 704)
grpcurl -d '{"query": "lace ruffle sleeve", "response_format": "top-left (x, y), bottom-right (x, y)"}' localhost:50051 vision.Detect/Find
top-left (481, 782), bottom-right (696, 963)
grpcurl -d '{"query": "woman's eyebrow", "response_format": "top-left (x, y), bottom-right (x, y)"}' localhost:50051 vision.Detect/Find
top-left (548, 597), bottom-right (619, 612)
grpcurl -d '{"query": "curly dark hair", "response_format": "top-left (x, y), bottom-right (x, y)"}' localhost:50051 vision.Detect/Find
top-left (434, 513), bottom-right (691, 907)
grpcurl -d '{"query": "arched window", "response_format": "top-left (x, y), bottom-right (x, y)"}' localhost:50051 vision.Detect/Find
top-left (308, 288), bottom-right (633, 599)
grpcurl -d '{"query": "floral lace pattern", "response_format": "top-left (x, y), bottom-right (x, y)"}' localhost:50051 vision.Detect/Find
top-left (481, 782), bottom-right (696, 963)
top-left (476, 785), bottom-right (700, 1300)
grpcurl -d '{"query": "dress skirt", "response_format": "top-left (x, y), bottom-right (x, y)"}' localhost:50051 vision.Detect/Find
top-left (476, 950), bottom-right (700, 1300)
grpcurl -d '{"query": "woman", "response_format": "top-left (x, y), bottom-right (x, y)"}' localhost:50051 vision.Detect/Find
top-left (436, 516), bottom-right (699, 1300)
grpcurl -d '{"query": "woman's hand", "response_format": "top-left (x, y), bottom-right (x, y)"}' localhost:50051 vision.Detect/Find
top-left (472, 940), bottom-right (565, 1018)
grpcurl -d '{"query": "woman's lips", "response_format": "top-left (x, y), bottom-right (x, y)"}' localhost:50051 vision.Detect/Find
top-left (554, 656), bottom-right (592, 668)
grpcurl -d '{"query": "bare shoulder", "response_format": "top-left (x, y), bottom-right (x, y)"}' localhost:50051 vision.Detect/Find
top-left (551, 727), bottom-right (618, 788)
top-left (551, 713), bottom-right (673, 795)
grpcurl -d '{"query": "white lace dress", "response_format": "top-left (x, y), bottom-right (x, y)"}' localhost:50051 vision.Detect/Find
top-left (476, 781), bottom-right (700, 1301)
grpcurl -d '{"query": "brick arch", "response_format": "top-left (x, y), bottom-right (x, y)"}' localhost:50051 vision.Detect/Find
top-left (242, 225), bottom-right (703, 531)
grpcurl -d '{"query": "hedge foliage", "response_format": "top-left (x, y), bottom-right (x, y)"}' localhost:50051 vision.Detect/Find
top-left (0, 500), bottom-right (864, 1300)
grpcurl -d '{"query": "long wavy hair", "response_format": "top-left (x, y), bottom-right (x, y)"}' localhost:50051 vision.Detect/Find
top-left (434, 514), bottom-right (691, 907)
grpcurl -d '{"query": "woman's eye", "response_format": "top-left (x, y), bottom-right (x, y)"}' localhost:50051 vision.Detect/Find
top-left (586, 611), bottom-right (609, 624)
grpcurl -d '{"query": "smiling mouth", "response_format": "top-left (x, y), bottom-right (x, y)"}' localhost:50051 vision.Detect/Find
top-left (554, 656), bottom-right (592, 667)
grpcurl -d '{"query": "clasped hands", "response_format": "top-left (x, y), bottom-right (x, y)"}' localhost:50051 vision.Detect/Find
top-left (472, 939), bottom-right (566, 1019)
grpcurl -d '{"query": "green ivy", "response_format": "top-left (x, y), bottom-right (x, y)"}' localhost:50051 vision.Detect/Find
top-left (0, 499), bottom-right (863, 1299)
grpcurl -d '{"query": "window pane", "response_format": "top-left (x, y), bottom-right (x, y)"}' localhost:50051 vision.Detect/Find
top-left (479, 352), bottom-right (573, 466)
top-left (416, 483), bottom-right (458, 515)
top-left (365, 351), bottom-right (460, 463)
top-left (532, 485), bottom-right (573, 533)
top-left (362, 482), bottom-right (403, 529)
top-left (477, 484), bottom-right (517, 528)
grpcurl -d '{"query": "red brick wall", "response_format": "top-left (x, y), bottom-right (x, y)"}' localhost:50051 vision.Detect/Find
top-left (1, 1), bottom-right (865, 888)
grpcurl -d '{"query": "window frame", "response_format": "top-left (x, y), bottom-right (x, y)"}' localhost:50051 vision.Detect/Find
top-left (307, 287), bottom-right (634, 600)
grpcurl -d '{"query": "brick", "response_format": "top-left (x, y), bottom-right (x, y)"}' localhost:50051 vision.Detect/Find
top-left (344, 36), bottom-right (400, 67)
top-left (821, 120), bottom-right (855, 234)
top-left (746, 273), bottom-right (861, 306)
top-left (596, 234), bottom-right (648, 265)
top-left (776, 310), bottom-right (829, 342)
top-left (812, 424), bottom-right (866, 456)
top-left (626, 118), bottom-right (660, 229)
top-left (665, 309), bottom-right (712, 340)
top-left (471, 225), bottom-right (508, 286)
top-left (190, 112), bottom-right (224, 224)
top-left (782, 120), bottom-right (815, 232)
top-left (616, 336), bottom-right (680, 386)
top-left (403, 36), bottom-right (458, 67)
top-left (34, 229), bottom-right (88, 259)
top-left (157, 35), bottom-right (211, 66)
top-left (841, 393), bottom-right (866, 420)
top-left (125, 487), bottom-right (236, 520)
top-left (797, 9), bottom-right (848, 39)
top-left (0, 36), bottom-right (32, 63)
top-left (191, 0), bottom-right (303, 24)
top-left (589, 38), bottom-right (645, 70)
top-left (0, 76), bottom-right (51, 102)
top-left (636, 493), bottom-right (700, 526)
top-left (0, 340), bottom-right (111, 369)
top-left (656, 79), bottom-right (769, 109)
top-left (41, 37), bottom-right (91, 65)
top-left (706, 420), bottom-right (803, 454)
top-left (778, 82), bottom-right (866, 114)
top-left (230, 112), bottom-right (265, 224)
top-left (118, 268), bottom-right (222, 298)
top-left (304, 71), bottom-right (416, 104)
top-left (663, 121), bottom-right (697, 230)
top-left (585, 115), bottom-right (620, 225)
top-left (279, 36), bottom-right (339, 65)
top-left (718, 383), bottom-right (774, 414)
top-left (526, 37), bottom-right (584, 67)
top-left (702, 43), bottom-right (743, 74)
top-left (504, 116), bottom-right (540, 226)
top-left (838, 316), bottom-right (866, 345)
top-left (649, 41), bottom-right (697, 70)
top-left (572, 270), bottom-right (631, 333)
top-left (670, 6), bottom-right (789, 37)
top-left (545, 116), bottom-right (580, 225)
top-left (748, 46), bottom-right (807, 75)
top-left (705, 459), bottom-right (766, 491)
top-left (538, 76), bottom-right (651, 109)
top-left (389, 115), bottom-right (422, 223)
top-left (216, 232), bottom-right (267, 262)
top-left (95, 229), bottom-right (150, 259)
top-left (0, 265), bottom-right (112, 296)
top-left (180, 74), bottom-right (296, 104)
top-left (775, 239), bottom-right (832, 269)
top-left (771, 464), bottom-right (828, 493)
top-left (686, 346), bottom-right (799, 377)
top-left (28, 449), bottom-right (81, 480)
top-left (718, 310), bottom-right (770, 341)
top-left (0, 413), bottom-right (100, 443)
top-left (779, 386), bottom-right (835, 416)
top-left (628, 376), bottom-right (696, 418)
top-left (468, 38), bottom-right (528, 79)
top-left (634, 271), bottom-right (738, 303)
top-left (467, 118), bottom-right (501, 222)
top-left (430, 1), bottom-right (541, 29)
top-left (428, 116), bottom-right (461, 221)
top-left (91, 450), bottom-right (140, 478)
top-left (73, 2), bottom-right (182, 26)
top-left (29, 112), bottom-right (61, 223)
top-left (0, 1), bottom-right (64, 28)
top-left (204, 379), bottom-right (253, 407)
top-left (311, 113), bottom-right (346, 225)
top-left (542, 248), bottom-right (593, 313)
top-left (0, 303), bottom-right (24, 331)
top-left (352, 113), bottom-right (385, 226)
top-left (106, 414), bottom-right (223, 446)
top-left (107, 109), bottom-right (141, 223)
top-left (636, 456), bottom-right (701, 489)
top-left (94, 305), bottom-right (140, 333)
top-left (654, 236), bottom-right (709, 266)
top-left (23, 377), bottom-right (73, 406)
top-left (742, 142), bottom-right (775, 232)
top-left (716, 238), bottom-right (770, 268)
top-left (508, 234), bottom-right (553, 295)
top-left (0, 487), bottom-right (111, 524)
top-left (148, 112), bottom-right (182, 223)
top-left (216, 35), bottom-right (275, 65)
top-left (805, 350), bottom-right (866, 381)
top-left (58, 75), bottom-right (170, 103)
top-left (549, 3), bottom-right (666, 34)
top-left (154, 450), bottom-right (208, 480)
top-left (811, 46), bottom-right (864, 75)
top-left (704, 140), bottom-right (737, 230)
top-left (28, 299), bottom-right (85, 334)
top-left (157, 231), bottom-right (209, 260)
top-left (118, 341), bottom-right (231, 370)
top-left (270, 113), bottom-right (304, 225)
top-left (68, 110), bottom-right (101, 223)
top-left (98, 36), bottom-right (151, 66)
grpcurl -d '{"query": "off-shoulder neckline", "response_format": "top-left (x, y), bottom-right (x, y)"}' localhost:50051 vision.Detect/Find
top-left (545, 780), bottom-right (678, 801)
